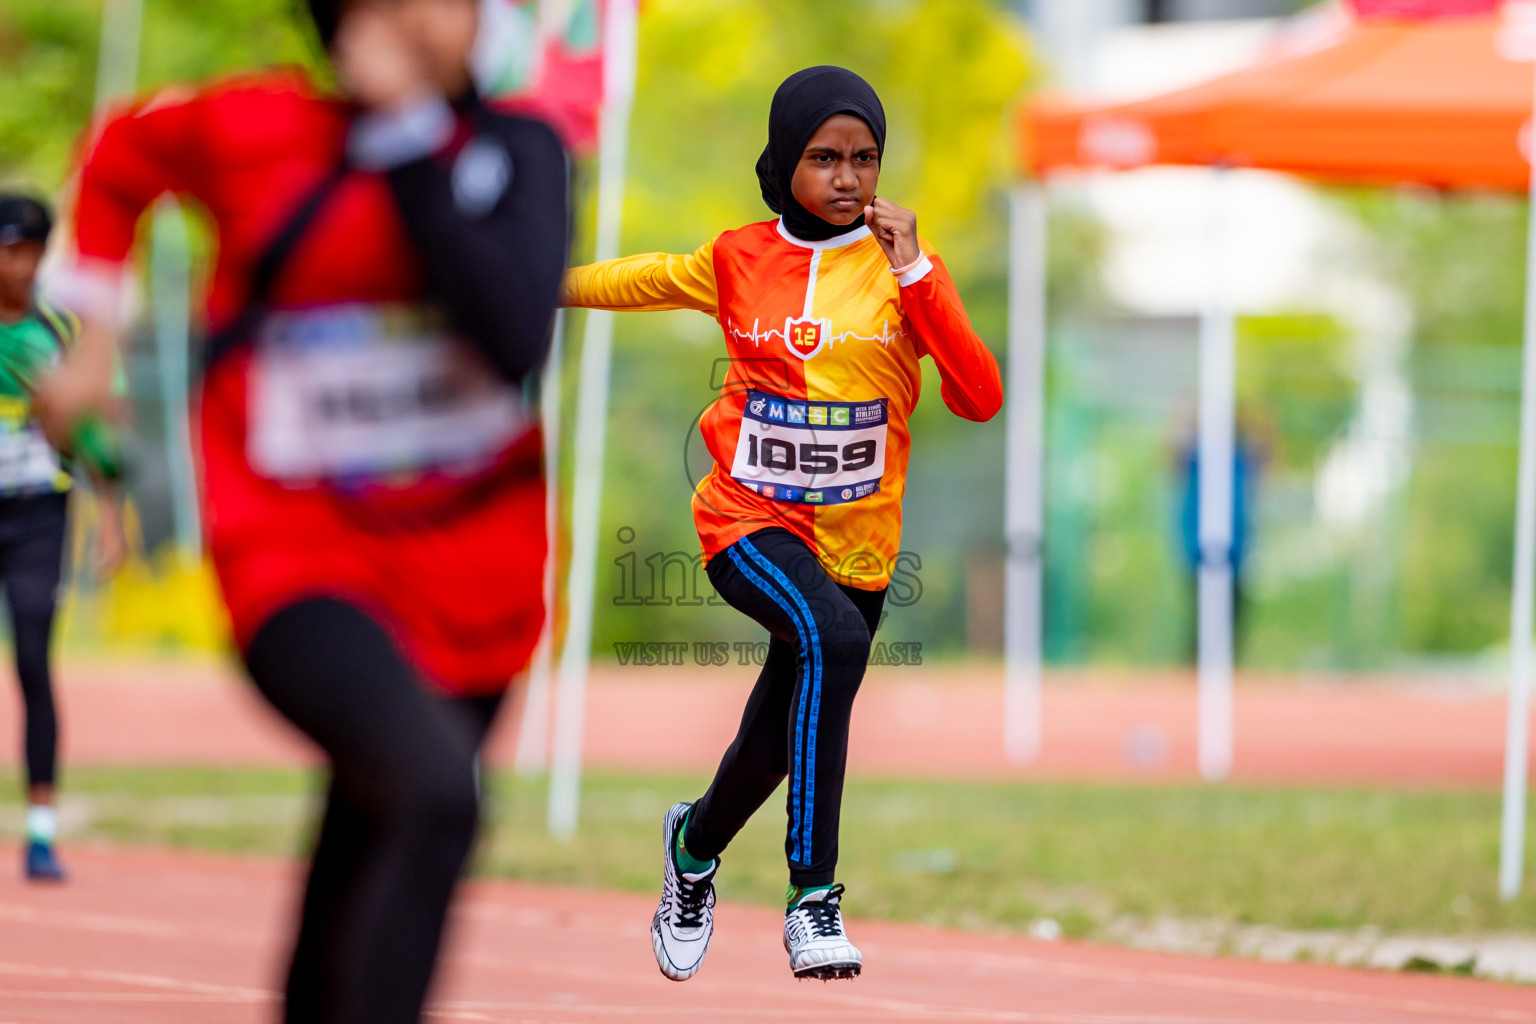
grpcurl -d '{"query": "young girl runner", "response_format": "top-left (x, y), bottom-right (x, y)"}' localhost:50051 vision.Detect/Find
top-left (0, 195), bottom-right (125, 883)
top-left (562, 65), bottom-right (1003, 981)
top-left (38, 1), bottom-right (568, 1019)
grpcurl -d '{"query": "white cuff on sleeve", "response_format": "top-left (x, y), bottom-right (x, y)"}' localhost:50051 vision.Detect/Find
top-left (46, 259), bottom-right (130, 326)
top-left (348, 94), bottom-right (455, 170)
top-left (894, 253), bottom-right (934, 287)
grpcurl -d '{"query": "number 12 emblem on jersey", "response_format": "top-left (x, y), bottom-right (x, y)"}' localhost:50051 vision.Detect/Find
top-left (784, 316), bottom-right (831, 361)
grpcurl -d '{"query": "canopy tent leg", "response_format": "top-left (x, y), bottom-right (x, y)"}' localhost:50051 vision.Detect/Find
top-left (1004, 184), bottom-right (1047, 765)
top-left (547, 0), bottom-right (639, 840)
top-left (1498, 60), bottom-right (1536, 901)
top-left (1197, 167), bottom-right (1236, 784)
top-left (514, 312), bottom-right (566, 777)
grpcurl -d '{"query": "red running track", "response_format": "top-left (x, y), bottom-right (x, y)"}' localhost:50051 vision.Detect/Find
top-left (1, 845), bottom-right (1534, 1024)
top-left (7, 658), bottom-right (1528, 787)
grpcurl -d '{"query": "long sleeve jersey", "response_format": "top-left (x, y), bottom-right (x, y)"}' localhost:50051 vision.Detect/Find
top-left (58, 71), bottom-right (570, 692)
top-left (564, 219), bottom-right (1003, 589)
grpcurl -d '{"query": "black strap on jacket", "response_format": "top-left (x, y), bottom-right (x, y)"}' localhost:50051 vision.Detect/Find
top-left (200, 159), bottom-right (350, 370)
top-left (199, 95), bottom-right (570, 388)
top-left (382, 101), bottom-right (570, 386)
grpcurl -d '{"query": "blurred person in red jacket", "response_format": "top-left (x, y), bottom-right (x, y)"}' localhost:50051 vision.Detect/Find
top-left (37, 1), bottom-right (569, 1020)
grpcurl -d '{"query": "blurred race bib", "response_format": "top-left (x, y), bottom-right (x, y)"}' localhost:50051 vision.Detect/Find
top-left (0, 396), bottom-right (63, 495)
top-left (247, 303), bottom-right (531, 486)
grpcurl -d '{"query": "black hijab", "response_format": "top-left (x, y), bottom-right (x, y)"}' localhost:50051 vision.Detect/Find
top-left (756, 66), bottom-right (886, 242)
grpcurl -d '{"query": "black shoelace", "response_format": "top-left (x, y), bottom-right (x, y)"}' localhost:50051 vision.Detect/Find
top-left (797, 884), bottom-right (846, 939)
top-left (674, 874), bottom-right (712, 929)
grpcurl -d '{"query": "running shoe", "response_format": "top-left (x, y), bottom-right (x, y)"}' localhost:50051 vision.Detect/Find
top-left (650, 802), bottom-right (716, 981)
top-left (784, 884), bottom-right (861, 980)
top-left (25, 841), bottom-right (65, 883)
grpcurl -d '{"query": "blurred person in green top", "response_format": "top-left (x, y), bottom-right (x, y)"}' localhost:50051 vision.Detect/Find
top-left (0, 195), bottom-right (124, 882)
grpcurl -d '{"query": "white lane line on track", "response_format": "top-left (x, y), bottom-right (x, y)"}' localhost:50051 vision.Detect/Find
top-left (0, 961), bottom-right (274, 1000)
top-left (0, 901), bottom-right (192, 938)
top-left (444, 953), bottom-right (1351, 1024)
top-left (7, 871), bottom-right (1528, 1024)
top-left (1, 991), bottom-right (265, 1003)
top-left (871, 945), bottom-right (1536, 1024)
top-left (425, 1003), bottom-right (1410, 1024)
top-left (452, 949), bottom-right (990, 1019)
top-left (456, 912), bottom-right (1152, 1021)
top-left (456, 894), bottom-right (1536, 1023)
top-left (0, 899), bottom-right (271, 947)
top-left (454, 926), bottom-right (1535, 1024)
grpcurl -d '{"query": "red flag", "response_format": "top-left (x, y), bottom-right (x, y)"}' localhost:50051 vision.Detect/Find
top-left (478, 0), bottom-right (613, 155)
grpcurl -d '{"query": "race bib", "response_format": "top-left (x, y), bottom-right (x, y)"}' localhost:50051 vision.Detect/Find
top-left (0, 396), bottom-right (63, 495)
top-left (730, 389), bottom-right (887, 506)
top-left (248, 304), bottom-right (532, 485)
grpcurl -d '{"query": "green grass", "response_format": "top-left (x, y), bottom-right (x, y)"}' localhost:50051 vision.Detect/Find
top-left (7, 768), bottom-right (1536, 940)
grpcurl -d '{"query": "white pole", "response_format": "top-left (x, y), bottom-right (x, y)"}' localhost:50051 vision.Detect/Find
top-left (515, 314), bottom-right (565, 776)
top-left (1498, 59), bottom-right (1536, 903)
top-left (149, 199), bottom-right (201, 554)
top-left (547, 0), bottom-right (638, 839)
top-left (1004, 184), bottom-right (1047, 765)
top-left (1197, 167), bottom-right (1236, 784)
top-left (93, 0), bottom-right (144, 110)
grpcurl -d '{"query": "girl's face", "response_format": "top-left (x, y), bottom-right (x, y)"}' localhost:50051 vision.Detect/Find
top-left (790, 114), bottom-right (880, 227)
top-left (0, 241), bottom-right (42, 313)
top-left (340, 0), bottom-right (478, 95)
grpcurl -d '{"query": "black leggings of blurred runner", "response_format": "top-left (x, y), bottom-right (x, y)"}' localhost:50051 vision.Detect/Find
top-left (685, 527), bottom-right (885, 888)
top-left (0, 493), bottom-right (67, 789)
top-left (244, 598), bottom-right (502, 1024)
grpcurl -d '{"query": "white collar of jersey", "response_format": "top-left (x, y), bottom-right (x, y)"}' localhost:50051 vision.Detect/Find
top-left (776, 218), bottom-right (872, 250)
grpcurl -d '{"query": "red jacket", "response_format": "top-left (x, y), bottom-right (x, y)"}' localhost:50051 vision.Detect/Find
top-left (63, 70), bottom-right (567, 693)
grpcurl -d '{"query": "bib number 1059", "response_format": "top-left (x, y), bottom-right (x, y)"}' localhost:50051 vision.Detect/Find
top-left (729, 389), bottom-right (888, 505)
top-left (743, 435), bottom-right (877, 475)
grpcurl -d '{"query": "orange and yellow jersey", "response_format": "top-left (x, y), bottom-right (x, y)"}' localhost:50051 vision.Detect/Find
top-left (563, 219), bottom-right (1003, 590)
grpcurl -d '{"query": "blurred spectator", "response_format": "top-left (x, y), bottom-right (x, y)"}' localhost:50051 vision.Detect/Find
top-left (0, 193), bottom-right (124, 883)
top-left (1174, 417), bottom-right (1264, 663)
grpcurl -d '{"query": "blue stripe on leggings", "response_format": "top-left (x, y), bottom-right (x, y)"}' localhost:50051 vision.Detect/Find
top-left (725, 543), bottom-right (817, 864)
top-left (738, 536), bottom-right (823, 866)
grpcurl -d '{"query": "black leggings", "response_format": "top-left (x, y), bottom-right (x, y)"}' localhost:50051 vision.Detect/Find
top-left (245, 599), bottom-right (502, 1024)
top-left (0, 494), bottom-right (67, 790)
top-left (686, 528), bottom-right (885, 888)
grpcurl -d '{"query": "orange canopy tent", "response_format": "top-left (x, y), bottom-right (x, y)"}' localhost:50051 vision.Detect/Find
top-left (1000, 0), bottom-right (1536, 900)
top-left (1023, 1), bottom-right (1531, 191)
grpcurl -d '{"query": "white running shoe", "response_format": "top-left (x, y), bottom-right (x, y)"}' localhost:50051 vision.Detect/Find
top-left (650, 802), bottom-right (716, 982)
top-left (784, 884), bottom-right (862, 980)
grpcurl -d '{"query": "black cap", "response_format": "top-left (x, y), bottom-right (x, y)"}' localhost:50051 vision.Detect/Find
top-left (0, 196), bottom-right (51, 247)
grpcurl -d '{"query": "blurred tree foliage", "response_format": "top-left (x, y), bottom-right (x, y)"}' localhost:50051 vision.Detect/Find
top-left (0, 0), bottom-right (314, 191)
top-left (0, 1), bottom-right (99, 189)
top-left (1342, 189), bottom-right (1527, 660)
top-left (2, 0), bottom-right (1038, 660)
top-left (620, 0), bottom-right (1034, 277)
top-left (589, 0), bottom-right (1037, 657)
top-left (8, 0), bottom-right (1531, 672)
